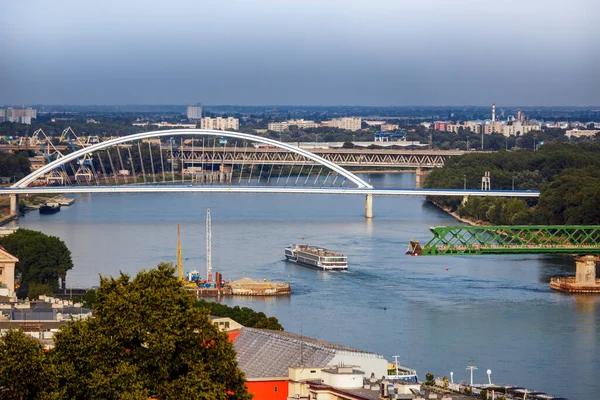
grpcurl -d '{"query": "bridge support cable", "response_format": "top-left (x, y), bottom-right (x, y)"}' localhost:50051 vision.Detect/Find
top-left (115, 146), bottom-right (128, 184)
top-left (180, 138), bottom-right (185, 184)
top-left (331, 173), bottom-right (340, 187)
top-left (169, 139), bottom-right (175, 183)
top-left (257, 157), bottom-right (266, 185)
top-left (247, 158), bottom-right (255, 184)
top-left (96, 150), bottom-right (109, 185)
top-left (313, 167), bottom-right (324, 186)
top-left (284, 153), bottom-right (299, 186)
top-left (210, 137), bottom-right (216, 185)
top-left (127, 147), bottom-right (137, 183)
top-left (320, 171), bottom-right (332, 188)
top-left (294, 159), bottom-right (307, 186)
top-left (304, 164), bottom-right (314, 186)
top-left (266, 163), bottom-right (275, 185)
top-left (105, 148), bottom-right (120, 185)
top-left (158, 141), bottom-right (166, 183)
top-left (201, 138), bottom-right (206, 183)
top-left (137, 142), bottom-right (147, 184)
top-left (148, 142), bottom-right (156, 184)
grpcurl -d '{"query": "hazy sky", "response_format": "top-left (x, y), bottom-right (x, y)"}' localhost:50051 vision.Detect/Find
top-left (1, 0), bottom-right (599, 106)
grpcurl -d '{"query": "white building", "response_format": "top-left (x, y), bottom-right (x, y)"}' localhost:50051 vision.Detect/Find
top-left (268, 119), bottom-right (320, 132)
top-left (186, 103), bottom-right (203, 120)
top-left (1, 108), bottom-right (37, 125)
top-left (326, 117), bottom-right (362, 131)
top-left (566, 129), bottom-right (600, 138)
top-left (200, 117), bottom-right (239, 131)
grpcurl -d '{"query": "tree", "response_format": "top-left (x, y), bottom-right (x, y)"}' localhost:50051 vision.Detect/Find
top-left (425, 372), bottom-right (435, 386)
top-left (0, 329), bottom-right (57, 399)
top-left (51, 262), bottom-right (251, 400)
top-left (0, 229), bottom-right (73, 298)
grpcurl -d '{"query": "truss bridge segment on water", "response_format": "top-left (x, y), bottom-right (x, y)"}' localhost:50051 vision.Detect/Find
top-left (415, 225), bottom-right (600, 256)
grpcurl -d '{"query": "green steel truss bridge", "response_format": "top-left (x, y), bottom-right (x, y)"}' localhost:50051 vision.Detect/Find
top-left (413, 225), bottom-right (600, 256)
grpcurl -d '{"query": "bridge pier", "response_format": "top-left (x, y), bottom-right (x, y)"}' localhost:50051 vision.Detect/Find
top-left (9, 194), bottom-right (19, 217)
top-left (365, 194), bottom-right (373, 219)
top-left (415, 167), bottom-right (430, 189)
top-left (550, 255), bottom-right (600, 293)
top-left (576, 255), bottom-right (597, 285)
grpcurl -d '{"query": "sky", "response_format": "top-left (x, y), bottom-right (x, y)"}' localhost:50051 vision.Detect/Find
top-left (1, 0), bottom-right (599, 106)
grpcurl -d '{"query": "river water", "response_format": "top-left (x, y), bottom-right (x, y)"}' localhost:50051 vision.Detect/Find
top-left (10, 173), bottom-right (599, 399)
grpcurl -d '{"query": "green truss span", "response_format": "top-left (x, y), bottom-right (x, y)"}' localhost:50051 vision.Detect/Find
top-left (420, 225), bottom-right (600, 255)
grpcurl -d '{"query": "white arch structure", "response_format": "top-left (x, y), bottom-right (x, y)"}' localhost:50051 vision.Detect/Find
top-left (13, 129), bottom-right (373, 189)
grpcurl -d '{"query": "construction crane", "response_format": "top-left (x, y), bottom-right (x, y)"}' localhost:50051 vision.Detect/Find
top-left (206, 209), bottom-right (212, 282)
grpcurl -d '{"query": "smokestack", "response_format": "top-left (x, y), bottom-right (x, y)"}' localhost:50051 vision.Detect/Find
top-left (492, 104), bottom-right (496, 122)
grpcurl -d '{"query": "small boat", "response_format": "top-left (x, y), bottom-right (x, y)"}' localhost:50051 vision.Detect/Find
top-left (39, 202), bottom-right (61, 214)
top-left (284, 244), bottom-right (347, 270)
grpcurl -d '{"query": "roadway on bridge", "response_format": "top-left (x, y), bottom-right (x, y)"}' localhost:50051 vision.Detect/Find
top-left (0, 186), bottom-right (540, 197)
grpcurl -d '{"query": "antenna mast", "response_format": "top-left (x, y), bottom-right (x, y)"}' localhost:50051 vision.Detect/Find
top-left (206, 209), bottom-right (212, 282)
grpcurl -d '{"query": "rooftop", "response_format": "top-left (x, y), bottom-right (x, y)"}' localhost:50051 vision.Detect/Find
top-left (233, 327), bottom-right (381, 379)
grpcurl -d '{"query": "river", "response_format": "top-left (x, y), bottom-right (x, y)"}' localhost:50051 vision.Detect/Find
top-left (9, 173), bottom-right (599, 399)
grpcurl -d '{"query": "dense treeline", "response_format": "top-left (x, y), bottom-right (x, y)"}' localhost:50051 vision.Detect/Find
top-left (424, 143), bottom-right (600, 225)
top-left (0, 151), bottom-right (30, 180)
top-left (196, 298), bottom-right (284, 330)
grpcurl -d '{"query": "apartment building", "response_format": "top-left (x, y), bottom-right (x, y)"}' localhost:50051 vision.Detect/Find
top-left (201, 116), bottom-right (239, 131)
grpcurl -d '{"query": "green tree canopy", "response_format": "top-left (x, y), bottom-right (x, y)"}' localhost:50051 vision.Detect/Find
top-left (197, 299), bottom-right (283, 331)
top-left (0, 229), bottom-right (73, 298)
top-left (0, 329), bottom-right (57, 399)
top-left (51, 262), bottom-right (251, 400)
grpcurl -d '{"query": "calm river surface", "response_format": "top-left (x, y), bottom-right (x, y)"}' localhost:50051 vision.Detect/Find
top-left (10, 173), bottom-right (599, 399)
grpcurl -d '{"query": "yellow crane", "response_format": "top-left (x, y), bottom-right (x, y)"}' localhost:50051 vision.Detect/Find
top-left (177, 223), bottom-right (199, 288)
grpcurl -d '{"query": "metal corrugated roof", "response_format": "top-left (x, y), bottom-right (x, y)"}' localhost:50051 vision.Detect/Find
top-left (233, 327), bottom-right (379, 379)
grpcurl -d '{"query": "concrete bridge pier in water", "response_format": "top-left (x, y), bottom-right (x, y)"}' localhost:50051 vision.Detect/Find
top-left (9, 194), bottom-right (18, 217)
top-left (365, 194), bottom-right (373, 219)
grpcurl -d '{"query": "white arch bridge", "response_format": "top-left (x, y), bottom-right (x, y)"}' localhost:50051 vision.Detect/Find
top-left (5, 129), bottom-right (539, 218)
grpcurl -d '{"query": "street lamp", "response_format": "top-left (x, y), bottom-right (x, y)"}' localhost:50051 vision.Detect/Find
top-left (512, 176), bottom-right (516, 191)
top-left (463, 175), bottom-right (466, 190)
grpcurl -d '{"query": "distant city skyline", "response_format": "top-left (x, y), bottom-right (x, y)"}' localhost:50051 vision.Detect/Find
top-left (1, 0), bottom-right (599, 106)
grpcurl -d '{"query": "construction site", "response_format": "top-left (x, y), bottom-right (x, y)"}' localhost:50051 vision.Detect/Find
top-left (175, 210), bottom-right (291, 297)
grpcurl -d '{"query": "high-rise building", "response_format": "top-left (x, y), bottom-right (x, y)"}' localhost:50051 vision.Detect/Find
top-left (187, 103), bottom-right (203, 120)
top-left (200, 117), bottom-right (239, 131)
top-left (1, 107), bottom-right (37, 124)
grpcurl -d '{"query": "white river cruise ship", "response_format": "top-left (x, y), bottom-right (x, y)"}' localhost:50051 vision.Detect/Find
top-left (284, 244), bottom-right (347, 270)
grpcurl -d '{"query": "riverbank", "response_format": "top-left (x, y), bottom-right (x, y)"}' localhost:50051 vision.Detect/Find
top-left (0, 194), bottom-right (71, 226)
top-left (429, 200), bottom-right (483, 227)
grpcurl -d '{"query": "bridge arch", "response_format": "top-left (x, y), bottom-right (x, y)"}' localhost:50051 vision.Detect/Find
top-left (13, 129), bottom-right (373, 189)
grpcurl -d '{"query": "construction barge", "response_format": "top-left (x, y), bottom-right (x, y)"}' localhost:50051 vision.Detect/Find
top-left (177, 210), bottom-right (291, 298)
top-left (185, 276), bottom-right (291, 298)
